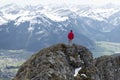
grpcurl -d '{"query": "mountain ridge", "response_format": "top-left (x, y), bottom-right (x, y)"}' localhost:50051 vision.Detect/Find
top-left (0, 4), bottom-right (120, 24)
top-left (0, 4), bottom-right (120, 51)
top-left (12, 43), bottom-right (120, 80)
top-left (12, 43), bottom-right (94, 80)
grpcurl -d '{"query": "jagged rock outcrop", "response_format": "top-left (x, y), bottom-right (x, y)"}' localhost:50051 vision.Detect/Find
top-left (13, 43), bottom-right (120, 80)
top-left (94, 55), bottom-right (120, 80)
top-left (12, 43), bottom-right (93, 80)
top-left (76, 53), bottom-right (120, 80)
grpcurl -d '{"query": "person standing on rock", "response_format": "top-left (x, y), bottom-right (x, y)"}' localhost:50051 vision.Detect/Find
top-left (68, 30), bottom-right (74, 45)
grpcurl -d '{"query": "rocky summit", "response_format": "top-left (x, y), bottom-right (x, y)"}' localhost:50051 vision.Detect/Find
top-left (12, 43), bottom-right (93, 80)
top-left (12, 43), bottom-right (120, 80)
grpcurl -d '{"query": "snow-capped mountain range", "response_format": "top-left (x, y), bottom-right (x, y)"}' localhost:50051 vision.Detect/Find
top-left (0, 4), bottom-right (120, 25)
top-left (0, 4), bottom-right (120, 51)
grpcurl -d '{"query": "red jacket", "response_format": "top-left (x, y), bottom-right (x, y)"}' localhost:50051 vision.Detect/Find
top-left (68, 32), bottom-right (74, 40)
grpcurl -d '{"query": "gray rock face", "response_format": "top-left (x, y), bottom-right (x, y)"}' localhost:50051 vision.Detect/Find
top-left (12, 43), bottom-right (93, 80)
top-left (94, 55), bottom-right (120, 80)
top-left (76, 53), bottom-right (120, 80)
top-left (12, 43), bottom-right (120, 80)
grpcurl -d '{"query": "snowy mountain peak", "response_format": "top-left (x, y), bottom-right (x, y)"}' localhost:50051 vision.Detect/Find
top-left (0, 4), bottom-right (120, 25)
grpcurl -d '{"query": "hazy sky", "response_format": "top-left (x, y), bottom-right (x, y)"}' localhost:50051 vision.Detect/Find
top-left (0, 0), bottom-right (120, 7)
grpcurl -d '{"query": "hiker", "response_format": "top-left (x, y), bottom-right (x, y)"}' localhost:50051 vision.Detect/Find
top-left (68, 30), bottom-right (74, 45)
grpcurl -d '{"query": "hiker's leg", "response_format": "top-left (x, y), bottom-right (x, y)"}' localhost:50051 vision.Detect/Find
top-left (68, 39), bottom-right (70, 45)
top-left (70, 40), bottom-right (73, 45)
top-left (69, 40), bottom-right (72, 46)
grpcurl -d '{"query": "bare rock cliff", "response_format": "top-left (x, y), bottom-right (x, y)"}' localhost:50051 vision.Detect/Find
top-left (13, 43), bottom-right (93, 80)
top-left (12, 43), bottom-right (120, 80)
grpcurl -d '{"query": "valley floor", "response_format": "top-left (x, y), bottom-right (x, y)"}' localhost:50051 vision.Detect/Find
top-left (92, 41), bottom-right (120, 57)
top-left (0, 50), bottom-right (33, 80)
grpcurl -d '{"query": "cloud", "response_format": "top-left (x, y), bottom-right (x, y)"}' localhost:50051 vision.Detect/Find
top-left (91, 0), bottom-right (120, 5)
top-left (0, 0), bottom-right (120, 7)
